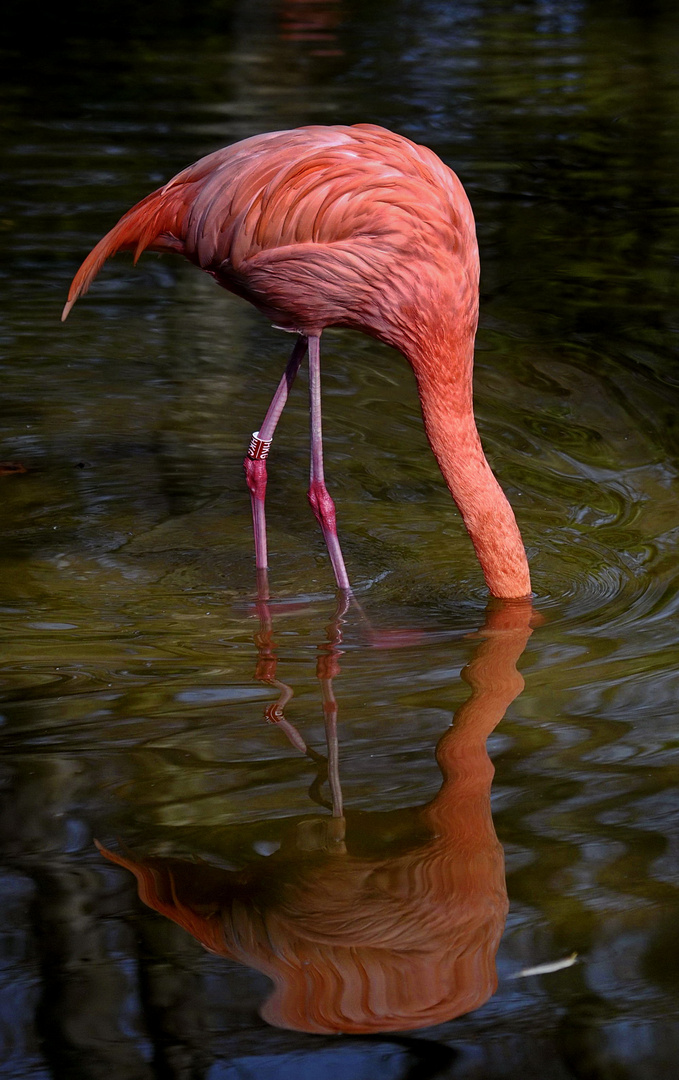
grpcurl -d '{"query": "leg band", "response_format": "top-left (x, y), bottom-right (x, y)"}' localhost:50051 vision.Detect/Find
top-left (248, 431), bottom-right (272, 460)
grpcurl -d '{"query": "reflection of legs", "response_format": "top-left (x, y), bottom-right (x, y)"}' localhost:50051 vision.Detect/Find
top-left (317, 590), bottom-right (350, 823)
top-left (253, 592), bottom-right (297, 736)
top-left (307, 334), bottom-right (350, 591)
top-left (244, 336), bottom-right (307, 579)
top-left (253, 587), bottom-right (347, 849)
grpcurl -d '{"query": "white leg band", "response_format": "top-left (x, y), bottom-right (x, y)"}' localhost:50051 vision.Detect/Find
top-left (248, 431), bottom-right (272, 460)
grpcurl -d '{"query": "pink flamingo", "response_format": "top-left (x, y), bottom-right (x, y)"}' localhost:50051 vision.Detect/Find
top-left (62, 124), bottom-right (531, 599)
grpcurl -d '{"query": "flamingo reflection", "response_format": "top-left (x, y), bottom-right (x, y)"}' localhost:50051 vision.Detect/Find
top-left (98, 598), bottom-right (535, 1034)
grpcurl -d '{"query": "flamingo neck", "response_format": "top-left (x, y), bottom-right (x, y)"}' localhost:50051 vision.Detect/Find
top-left (408, 333), bottom-right (531, 600)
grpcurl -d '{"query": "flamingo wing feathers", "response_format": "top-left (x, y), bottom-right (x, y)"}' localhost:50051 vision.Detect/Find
top-left (61, 124), bottom-right (475, 322)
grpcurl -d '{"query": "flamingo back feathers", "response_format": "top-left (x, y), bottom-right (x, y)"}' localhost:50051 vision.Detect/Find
top-left (62, 124), bottom-right (477, 324)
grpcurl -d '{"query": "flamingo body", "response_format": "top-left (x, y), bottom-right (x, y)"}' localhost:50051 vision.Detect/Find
top-left (63, 124), bottom-right (531, 598)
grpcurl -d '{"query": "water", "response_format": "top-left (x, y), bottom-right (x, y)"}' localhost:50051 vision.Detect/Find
top-left (1, 0), bottom-right (679, 1075)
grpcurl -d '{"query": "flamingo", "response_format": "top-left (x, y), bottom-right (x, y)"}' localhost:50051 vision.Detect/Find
top-left (62, 124), bottom-right (531, 599)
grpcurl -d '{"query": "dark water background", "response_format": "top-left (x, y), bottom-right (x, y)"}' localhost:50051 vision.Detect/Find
top-left (1, 0), bottom-right (679, 1076)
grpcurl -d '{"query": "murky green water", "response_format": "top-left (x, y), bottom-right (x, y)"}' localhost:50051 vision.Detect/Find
top-left (1, 1), bottom-right (679, 1076)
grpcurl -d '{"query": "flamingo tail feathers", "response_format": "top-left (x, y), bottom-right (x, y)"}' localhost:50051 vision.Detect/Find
top-left (61, 186), bottom-right (187, 321)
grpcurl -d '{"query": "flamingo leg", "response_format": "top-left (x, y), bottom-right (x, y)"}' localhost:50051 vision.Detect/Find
top-left (244, 336), bottom-right (307, 578)
top-left (307, 334), bottom-right (351, 591)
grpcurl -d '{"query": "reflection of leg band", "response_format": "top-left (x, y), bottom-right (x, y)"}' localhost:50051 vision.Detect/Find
top-left (248, 431), bottom-right (272, 460)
